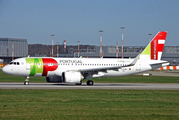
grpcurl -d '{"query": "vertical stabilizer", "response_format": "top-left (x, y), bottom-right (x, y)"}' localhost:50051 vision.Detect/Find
top-left (140, 31), bottom-right (167, 60)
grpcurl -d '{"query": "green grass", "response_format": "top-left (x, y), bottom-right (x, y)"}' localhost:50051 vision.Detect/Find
top-left (1, 69), bottom-right (179, 83)
top-left (1, 89), bottom-right (179, 120)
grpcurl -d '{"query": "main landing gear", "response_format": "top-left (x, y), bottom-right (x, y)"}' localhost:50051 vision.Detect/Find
top-left (86, 75), bottom-right (94, 86)
top-left (24, 76), bottom-right (29, 85)
top-left (75, 80), bottom-right (94, 86)
top-left (87, 80), bottom-right (93, 86)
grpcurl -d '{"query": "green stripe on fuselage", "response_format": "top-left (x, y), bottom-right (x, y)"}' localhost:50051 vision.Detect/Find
top-left (26, 58), bottom-right (43, 76)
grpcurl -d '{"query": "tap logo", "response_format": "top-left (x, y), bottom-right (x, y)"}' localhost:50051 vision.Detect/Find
top-left (141, 31), bottom-right (167, 60)
top-left (26, 58), bottom-right (58, 76)
top-left (151, 32), bottom-right (166, 60)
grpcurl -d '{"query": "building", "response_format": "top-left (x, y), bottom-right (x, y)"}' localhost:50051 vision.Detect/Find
top-left (0, 59), bottom-right (3, 68)
top-left (0, 38), bottom-right (28, 63)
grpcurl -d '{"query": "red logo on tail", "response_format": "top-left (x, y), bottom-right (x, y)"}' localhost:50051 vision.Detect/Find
top-left (150, 32), bottom-right (167, 60)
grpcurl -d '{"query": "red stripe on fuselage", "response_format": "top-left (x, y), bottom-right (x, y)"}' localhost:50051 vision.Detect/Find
top-left (42, 58), bottom-right (58, 76)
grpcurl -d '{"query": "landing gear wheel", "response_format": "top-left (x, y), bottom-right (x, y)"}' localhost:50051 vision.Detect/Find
top-left (24, 76), bottom-right (30, 85)
top-left (87, 80), bottom-right (93, 86)
top-left (24, 81), bottom-right (29, 85)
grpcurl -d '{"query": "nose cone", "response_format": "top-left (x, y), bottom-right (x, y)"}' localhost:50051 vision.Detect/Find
top-left (2, 66), bottom-right (7, 73)
top-left (2, 65), bottom-right (10, 75)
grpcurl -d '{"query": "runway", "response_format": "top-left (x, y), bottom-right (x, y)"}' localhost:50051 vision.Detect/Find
top-left (0, 82), bottom-right (179, 90)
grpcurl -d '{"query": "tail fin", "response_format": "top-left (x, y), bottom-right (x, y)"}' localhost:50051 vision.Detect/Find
top-left (140, 31), bottom-right (167, 60)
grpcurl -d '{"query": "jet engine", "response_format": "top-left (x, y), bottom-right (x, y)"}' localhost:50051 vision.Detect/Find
top-left (46, 72), bottom-right (84, 84)
top-left (46, 76), bottom-right (63, 83)
top-left (62, 71), bottom-right (84, 83)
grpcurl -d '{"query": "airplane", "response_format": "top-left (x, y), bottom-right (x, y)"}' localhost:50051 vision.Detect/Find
top-left (2, 31), bottom-right (169, 86)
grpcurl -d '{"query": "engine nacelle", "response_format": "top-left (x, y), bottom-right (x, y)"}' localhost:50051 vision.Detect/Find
top-left (62, 72), bottom-right (84, 83)
top-left (46, 76), bottom-right (63, 83)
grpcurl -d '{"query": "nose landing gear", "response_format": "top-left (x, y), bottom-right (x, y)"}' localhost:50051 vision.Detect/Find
top-left (24, 76), bottom-right (29, 85)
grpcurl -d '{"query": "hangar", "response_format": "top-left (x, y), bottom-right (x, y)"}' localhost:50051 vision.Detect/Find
top-left (0, 38), bottom-right (28, 63)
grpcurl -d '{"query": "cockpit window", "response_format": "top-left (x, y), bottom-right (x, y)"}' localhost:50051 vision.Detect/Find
top-left (9, 62), bottom-right (20, 65)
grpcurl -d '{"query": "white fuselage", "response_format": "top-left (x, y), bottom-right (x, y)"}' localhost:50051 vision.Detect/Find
top-left (2, 57), bottom-right (153, 78)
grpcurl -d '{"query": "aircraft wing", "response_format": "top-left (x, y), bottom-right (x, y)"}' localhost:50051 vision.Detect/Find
top-left (76, 66), bottom-right (123, 73)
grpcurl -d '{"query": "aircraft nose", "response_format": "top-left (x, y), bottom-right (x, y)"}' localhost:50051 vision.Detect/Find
top-left (2, 66), bottom-right (10, 74)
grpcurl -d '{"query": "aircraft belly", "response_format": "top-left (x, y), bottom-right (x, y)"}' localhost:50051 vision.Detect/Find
top-left (35, 73), bottom-right (42, 76)
top-left (46, 71), bottom-right (55, 76)
top-left (11, 68), bottom-right (30, 76)
top-left (101, 66), bottom-right (151, 77)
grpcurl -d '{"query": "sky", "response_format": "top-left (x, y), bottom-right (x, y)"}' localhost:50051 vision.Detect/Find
top-left (0, 0), bottom-right (179, 46)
